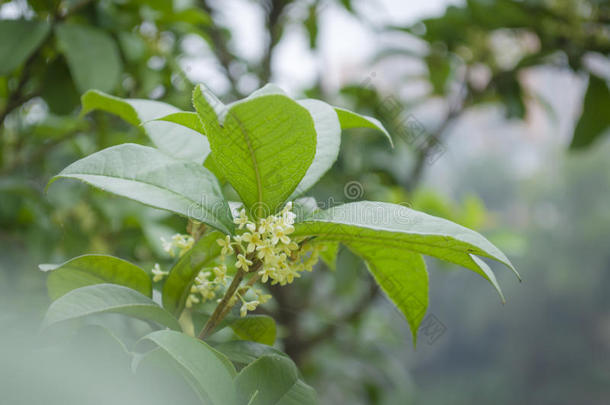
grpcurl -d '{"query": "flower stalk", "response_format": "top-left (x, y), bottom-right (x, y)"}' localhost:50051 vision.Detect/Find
top-left (198, 260), bottom-right (263, 339)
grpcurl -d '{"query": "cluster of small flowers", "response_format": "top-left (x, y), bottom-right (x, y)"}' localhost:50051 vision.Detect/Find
top-left (237, 288), bottom-right (273, 317)
top-left (217, 202), bottom-right (322, 317)
top-left (152, 234), bottom-right (195, 283)
top-left (154, 233), bottom-right (227, 309)
top-left (161, 234), bottom-right (194, 258)
top-left (185, 265), bottom-right (228, 309)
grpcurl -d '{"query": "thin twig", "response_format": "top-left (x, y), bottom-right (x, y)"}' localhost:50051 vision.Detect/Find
top-left (198, 260), bottom-right (263, 339)
top-left (200, 0), bottom-right (242, 96)
top-left (260, 0), bottom-right (289, 83)
top-left (199, 267), bottom-right (247, 339)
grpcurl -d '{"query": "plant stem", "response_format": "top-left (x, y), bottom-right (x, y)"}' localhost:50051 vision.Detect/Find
top-left (198, 268), bottom-right (246, 339)
top-left (198, 260), bottom-right (263, 340)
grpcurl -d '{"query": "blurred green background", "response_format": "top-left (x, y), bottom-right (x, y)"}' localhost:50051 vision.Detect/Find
top-left (1, 0), bottom-right (609, 404)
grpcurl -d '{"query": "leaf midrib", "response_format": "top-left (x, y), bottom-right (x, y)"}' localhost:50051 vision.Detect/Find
top-left (299, 231), bottom-right (486, 261)
top-left (230, 114), bottom-right (263, 209)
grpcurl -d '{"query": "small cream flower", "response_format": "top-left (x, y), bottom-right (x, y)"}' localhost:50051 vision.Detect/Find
top-left (151, 263), bottom-right (168, 282)
top-left (240, 300), bottom-right (259, 317)
top-left (254, 289), bottom-right (272, 304)
top-left (270, 225), bottom-right (292, 245)
top-left (160, 238), bottom-right (173, 255)
top-left (185, 293), bottom-right (200, 308)
top-left (234, 209), bottom-right (250, 229)
top-left (217, 235), bottom-right (234, 256)
top-left (212, 264), bottom-right (227, 284)
top-left (258, 217), bottom-right (273, 234)
top-left (236, 254), bottom-right (253, 271)
top-left (241, 231), bottom-right (263, 253)
top-left (256, 241), bottom-right (275, 261)
top-left (161, 234), bottom-right (194, 258)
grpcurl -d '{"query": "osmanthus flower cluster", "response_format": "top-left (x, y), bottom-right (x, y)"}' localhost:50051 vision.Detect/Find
top-left (218, 202), bottom-right (322, 316)
top-left (151, 202), bottom-right (321, 316)
top-left (41, 84), bottom-right (518, 403)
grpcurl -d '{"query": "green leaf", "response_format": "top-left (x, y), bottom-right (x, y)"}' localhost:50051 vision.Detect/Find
top-left (139, 330), bottom-right (237, 405)
top-left (155, 111), bottom-right (206, 134)
top-left (48, 143), bottom-right (234, 234)
top-left (293, 201), bottom-right (518, 301)
top-left (42, 284), bottom-right (181, 331)
top-left (162, 231), bottom-right (223, 316)
top-left (39, 254), bottom-right (152, 300)
top-left (213, 341), bottom-right (289, 365)
top-left (0, 20), bottom-right (50, 75)
top-left (319, 241), bottom-right (339, 271)
top-left (81, 90), bottom-right (210, 163)
top-left (230, 315), bottom-right (277, 346)
top-left (192, 84), bottom-right (317, 216)
top-left (55, 23), bottom-right (122, 93)
top-left (161, 92), bottom-right (392, 200)
top-left (41, 58), bottom-right (81, 115)
top-left (288, 100), bottom-right (341, 199)
top-left (570, 74), bottom-right (610, 149)
top-left (235, 355), bottom-right (317, 405)
top-left (345, 242), bottom-right (428, 344)
top-left (334, 107), bottom-right (393, 146)
top-left (425, 52), bottom-right (451, 95)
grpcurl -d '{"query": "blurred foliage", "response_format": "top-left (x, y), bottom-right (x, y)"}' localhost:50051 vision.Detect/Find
top-left (391, 0), bottom-right (610, 147)
top-left (1, 0), bottom-right (609, 404)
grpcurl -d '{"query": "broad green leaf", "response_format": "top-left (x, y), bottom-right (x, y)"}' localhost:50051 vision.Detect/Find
top-left (162, 231), bottom-right (223, 316)
top-left (318, 241), bottom-right (339, 271)
top-left (230, 315), bottom-right (277, 346)
top-left (289, 100), bottom-right (341, 198)
top-left (156, 111), bottom-right (206, 134)
top-left (81, 90), bottom-right (210, 163)
top-left (41, 59), bottom-right (81, 115)
top-left (0, 20), bottom-right (50, 75)
top-left (48, 143), bottom-right (234, 234)
top-left (570, 74), bottom-right (610, 149)
top-left (55, 23), bottom-right (122, 93)
top-left (345, 242), bottom-right (428, 343)
top-left (213, 341), bottom-right (289, 365)
top-left (334, 106), bottom-right (393, 146)
top-left (235, 355), bottom-right (317, 405)
top-left (192, 84), bottom-right (317, 216)
top-left (293, 201), bottom-right (519, 300)
top-left (139, 330), bottom-right (236, 405)
top-left (39, 254), bottom-right (152, 300)
top-left (42, 284), bottom-right (181, 331)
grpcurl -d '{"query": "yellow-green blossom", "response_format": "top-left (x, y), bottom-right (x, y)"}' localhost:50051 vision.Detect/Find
top-left (151, 263), bottom-right (168, 282)
top-left (236, 254), bottom-right (253, 271)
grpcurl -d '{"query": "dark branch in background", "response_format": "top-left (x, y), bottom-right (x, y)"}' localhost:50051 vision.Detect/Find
top-left (405, 107), bottom-right (463, 191)
top-left (0, 54), bottom-right (40, 128)
top-left (406, 65), bottom-right (470, 191)
top-left (200, 0), bottom-right (242, 97)
top-left (260, 0), bottom-right (291, 83)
